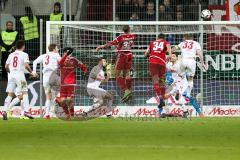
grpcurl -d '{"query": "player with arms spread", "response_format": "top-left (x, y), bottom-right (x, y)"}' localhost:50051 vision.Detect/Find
top-left (32, 43), bottom-right (61, 119)
top-left (2, 40), bottom-right (37, 120)
top-left (96, 25), bottom-right (136, 102)
top-left (172, 34), bottom-right (207, 102)
top-left (145, 34), bottom-right (172, 115)
top-left (57, 47), bottom-right (87, 120)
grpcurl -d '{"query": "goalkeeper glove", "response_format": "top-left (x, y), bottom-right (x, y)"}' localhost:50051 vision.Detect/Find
top-left (63, 47), bottom-right (74, 55)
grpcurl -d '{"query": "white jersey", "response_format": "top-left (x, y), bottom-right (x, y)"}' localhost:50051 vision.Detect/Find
top-left (87, 65), bottom-right (104, 88)
top-left (6, 50), bottom-right (29, 75)
top-left (178, 40), bottom-right (201, 58)
top-left (166, 61), bottom-right (182, 81)
top-left (33, 52), bottom-right (61, 74)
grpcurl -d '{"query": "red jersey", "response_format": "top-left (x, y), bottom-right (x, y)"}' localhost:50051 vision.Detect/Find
top-left (109, 34), bottom-right (136, 52)
top-left (149, 39), bottom-right (170, 66)
top-left (59, 54), bottom-right (82, 84)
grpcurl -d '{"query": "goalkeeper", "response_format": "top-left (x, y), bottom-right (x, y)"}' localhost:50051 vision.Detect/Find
top-left (56, 47), bottom-right (87, 120)
top-left (86, 57), bottom-right (113, 114)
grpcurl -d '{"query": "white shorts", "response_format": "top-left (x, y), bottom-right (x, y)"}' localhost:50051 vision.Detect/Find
top-left (170, 77), bottom-right (188, 95)
top-left (6, 73), bottom-right (28, 96)
top-left (87, 87), bottom-right (108, 99)
top-left (43, 71), bottom-right (54, 94)
top-left (180, 58), bottom-right (196, 77)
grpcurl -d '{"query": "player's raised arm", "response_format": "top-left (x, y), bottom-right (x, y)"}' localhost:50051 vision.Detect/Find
top-left (166, 43), bottom-right (172, 57)
top-left (145, 46), bottom-right (150, 58)
top-left (32, 55), bottom-right (43, 74)
top-left (96, 36), bottom-right (120, 52)
top-left (59, 47), bottom-right (73, 65)
top-left (196, 49), bottom-right (208, 70)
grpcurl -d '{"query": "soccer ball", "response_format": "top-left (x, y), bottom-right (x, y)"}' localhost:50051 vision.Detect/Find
top-left (201, 9), bottom-right (212, 20)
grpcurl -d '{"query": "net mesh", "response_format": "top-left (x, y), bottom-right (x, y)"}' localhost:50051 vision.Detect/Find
top-left (48, 22), bottom-right (240, 107)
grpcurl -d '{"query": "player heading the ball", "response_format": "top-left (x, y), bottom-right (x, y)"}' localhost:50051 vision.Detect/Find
top-left (96, 25), bottom-right (136, 102)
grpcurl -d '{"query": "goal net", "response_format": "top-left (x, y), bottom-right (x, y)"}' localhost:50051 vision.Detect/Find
top-left (46, 21), bottom-right (240, 117)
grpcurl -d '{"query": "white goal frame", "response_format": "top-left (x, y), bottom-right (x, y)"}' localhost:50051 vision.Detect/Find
top-left (46, 20), bottom-right (240, 112)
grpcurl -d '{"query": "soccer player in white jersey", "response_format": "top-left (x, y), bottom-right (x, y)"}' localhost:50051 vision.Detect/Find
top-left (32, 43), bottom-right (61, 119)
top-left (172, 34), bottom-right (208, 97)
top-left (2, 40), bottom-right (37, 120)
top-left (86, 57), bottom-right (113, 114)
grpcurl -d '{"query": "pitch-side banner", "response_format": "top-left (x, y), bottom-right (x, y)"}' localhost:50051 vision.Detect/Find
top-left (1, 105), bottom-right (240, 118)
top-left (226, 0), bottom-right (240, 21)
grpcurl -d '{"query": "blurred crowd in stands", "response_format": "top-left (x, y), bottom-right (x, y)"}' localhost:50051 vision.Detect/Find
top-left (117, 0), bottom-right (209, 21)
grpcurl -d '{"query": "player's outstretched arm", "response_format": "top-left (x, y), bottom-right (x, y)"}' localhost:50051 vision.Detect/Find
top-left (25, 62), bottom-right (38, 77)
top-left (5, 64), bottom-right (10, 73)
top-left (144, 47), bottom-right (150, 58)
top-left (96, 43), bottom-right (112, 52)
top-left (32, 55), bottom-right (43, 74)
top-left (166, 44), bottom-right (172, 58)
top-left (196, 49), bottom-right (208, 70)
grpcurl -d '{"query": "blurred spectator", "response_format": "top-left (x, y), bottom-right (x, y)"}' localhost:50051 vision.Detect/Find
top-left (117, 0), bottom-right (134, 21)
top-left (129, 12), bottom-right (140, 21)
top-left (50, 2), bottom-right (63, 21)
top-left (143, 1), bottom-right (156, 21)
top-left (176, 11), bottom-right (184, 21)
top-left (20, 6), bottom-right (39, 60)
top-left (163, 0), bottom-right (174, 13)
top-left (134, 0), bottom-right (146, 20)
top-left (0, 21), bottom-right (19, 79)
top-left (159, 4), bottom-right (173, 21)
top-left (50, 2), bottom-right (63, 44)
top-left (185, 0), bottom-right (199, 20)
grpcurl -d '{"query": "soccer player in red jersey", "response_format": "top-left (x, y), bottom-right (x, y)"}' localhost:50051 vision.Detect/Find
top-left (96, 25), bottom-right (136, 102)
top-left (145, 34), bottom-right (172, 115)
top-left (57, 47), bottom-right (87, 119)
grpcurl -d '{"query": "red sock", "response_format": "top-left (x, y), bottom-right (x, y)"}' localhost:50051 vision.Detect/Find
top-left (153, 83), bottom-right (161, 97)
top-left (116, 77), bottom-right (126, 91)
top-left (69, 103), bottom-right (74, 117)
top-left (125, 77), bottom-right (132, 90)
top-left (159, 81), bottom-right (166, 99)
top-left (61, 103), bottom-right (69, 115)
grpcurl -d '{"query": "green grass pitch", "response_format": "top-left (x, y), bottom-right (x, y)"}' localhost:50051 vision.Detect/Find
top-left (0, 118), bottom-right (240, 160)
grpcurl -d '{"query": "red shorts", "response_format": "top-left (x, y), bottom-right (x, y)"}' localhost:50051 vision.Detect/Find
top-left (116, 53), bottom-right (132, 70)
top-left (60, 85), bottom-right (75, 98)
top-left (149, 63), bottom-right (166, 78)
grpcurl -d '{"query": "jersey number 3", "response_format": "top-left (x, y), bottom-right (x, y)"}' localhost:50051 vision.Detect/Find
top-left (183, 41), bottom-right (193, 49)
top-left (153, 42), bottom-right (164, 51)
top-left (45, 55), bottom-right (50, 65)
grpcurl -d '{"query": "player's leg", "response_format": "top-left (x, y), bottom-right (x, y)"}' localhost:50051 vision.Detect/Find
top-left (44, 88), bottom-right (52, 119)
top-left (185, 59), bottom-right (196, 97)
top-left (122, 69), bottom-right (132, 102)
top-left (123, 54), bottom-right (133, 99)
top-left (115, 54), bottom-right (126, 91)
top-left (16, 77), bottom-right (33, 119)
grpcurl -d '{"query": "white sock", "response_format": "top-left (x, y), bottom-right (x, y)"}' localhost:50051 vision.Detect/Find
top-left (23, 94), bottom-right (30, 112)
top-left (107, 99), bottom-right (113, 108)
top-left (45, 100), bottom-right (51, 116)
top-left (3, 96), bottom-right (13, 112)
top-left (9, 97), bottom-right (21, 110)
top-left (21, 101), bottom-right (24, 116)
top-left (187, 81), bottom-right (194, 97)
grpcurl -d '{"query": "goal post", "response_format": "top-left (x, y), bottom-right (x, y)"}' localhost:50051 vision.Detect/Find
top-left (46, 21), bottom-right (240, 117)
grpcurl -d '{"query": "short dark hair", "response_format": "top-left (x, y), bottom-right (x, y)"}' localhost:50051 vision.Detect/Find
top-left (158, 34), bottom-right (165, 39)
top-left (48, 43), bottom-right (57, 51)
top-left (6, 21), bottom-right (13, 25)
top-left (184, 34), bottom-right (193, 39)
top-left (16, 40), bottom-right (25, 49)
top-left (123, 25), bottom-right (130, 33)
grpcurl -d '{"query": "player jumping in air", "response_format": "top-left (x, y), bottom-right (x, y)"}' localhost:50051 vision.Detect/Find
top-left (86, 57), bottom-right (113, 115)
top-left (172, 34), bottom-right (207, 117)
top-left (145, 34), bottom-right (172, 115)
top-left (2, 40), bottom-right (37, 120)
top-left (96, 25), bottom-right (136, 102)
top-left (33, 43), bottom-right (61, 119)
top-left (57, 47), bottom-right (87, 120)
top-left (165, 54), bottom-right (203, 118)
